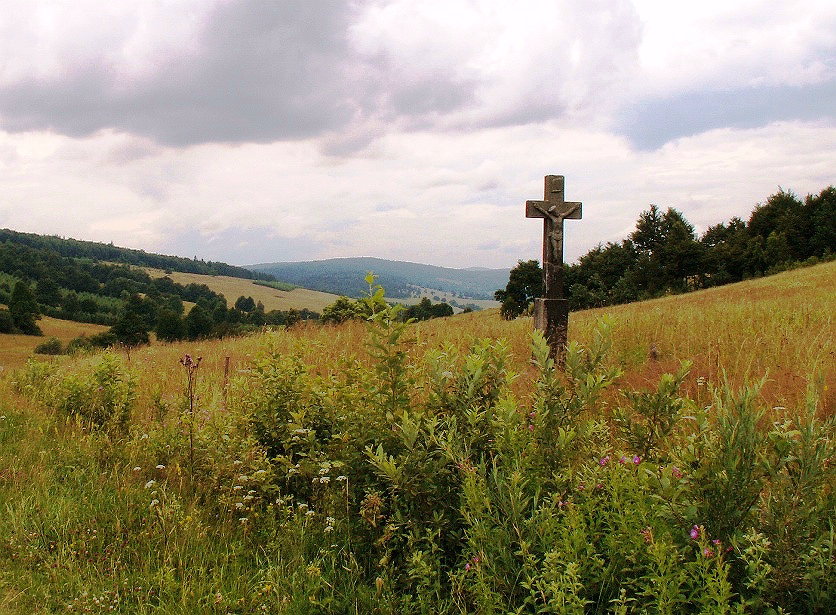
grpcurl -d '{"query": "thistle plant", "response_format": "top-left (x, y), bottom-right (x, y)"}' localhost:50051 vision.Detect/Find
top-left (179, 353), bottom-right (202, 472)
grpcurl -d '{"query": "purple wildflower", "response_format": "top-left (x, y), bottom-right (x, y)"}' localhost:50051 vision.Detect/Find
top-left (599, 456), bottom-right (610, 466)
top-left (690, 525), bottom-right (700, 540)
top-left (633, 455), bottom-right (642, 465)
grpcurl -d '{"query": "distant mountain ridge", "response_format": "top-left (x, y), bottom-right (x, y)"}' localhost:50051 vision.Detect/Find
top-left (248, 257), bottom-right (510, 300)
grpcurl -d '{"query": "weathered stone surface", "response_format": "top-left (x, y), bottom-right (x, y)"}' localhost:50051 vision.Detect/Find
top-left (525, 175), bottom-right (582, 363)
top-left (533, 298), bottom-right (570, 353)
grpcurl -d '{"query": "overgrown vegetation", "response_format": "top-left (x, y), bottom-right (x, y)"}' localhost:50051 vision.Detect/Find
top-left (321, 292), bottom-right (453, 324)
top-left (0, 271), bottom-right (832, 613)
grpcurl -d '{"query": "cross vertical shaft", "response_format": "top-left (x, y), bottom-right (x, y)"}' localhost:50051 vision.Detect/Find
top-left (525, 175), bottom-right (582, 362)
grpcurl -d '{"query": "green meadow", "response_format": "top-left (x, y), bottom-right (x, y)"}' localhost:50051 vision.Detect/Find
top-left (0, 262), bottom-right (832, 613)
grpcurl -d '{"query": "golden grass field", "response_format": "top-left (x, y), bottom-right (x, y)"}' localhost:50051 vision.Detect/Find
top-left (0, 316), bottom-right (108, 372)
top-left (0, 261), bottom-right (832, 614)
top-left (2, 261), bottom-right (833, 415)
top-left (142, 267), bottom-right (341, 312)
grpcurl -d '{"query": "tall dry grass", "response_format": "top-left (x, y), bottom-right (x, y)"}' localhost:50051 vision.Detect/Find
top-left (110, 261), bottom-right (834, 423)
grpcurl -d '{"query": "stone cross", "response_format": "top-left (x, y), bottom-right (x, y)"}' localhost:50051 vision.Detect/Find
top-left (525, 174), bottom-right (582, 362)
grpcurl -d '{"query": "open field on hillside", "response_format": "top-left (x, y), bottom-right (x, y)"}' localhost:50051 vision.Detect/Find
top-left (142, 267), bottom-right (341, 312)
top-left (0, 315), bottom-right (107, 371)
top-left (0, 262), bottom-right (832, 613)
top-left (41, 260), bottom-right (828, 426)
top-left (2, 261), bottom-right (832, 412)
top-left (397, 286), bottom-right (500, 310)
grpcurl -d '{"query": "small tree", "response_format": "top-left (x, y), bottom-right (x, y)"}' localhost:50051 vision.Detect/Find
top-left (110, 294), bottom-right (150, 347)
top-left (9, 280), bottom-right (42, 335)
top-left (234, 295), bottom-right (256, 312)
top-left (156, 308), bottom-right (185, 342)
top-left (321, 296), bottom-right (369, 324)
top-left (0, 308), bottom-right (15, 333)
top-left (494, 260), bottom-right (542, 319)
top-left (185, 304), bottom-right (213, 340)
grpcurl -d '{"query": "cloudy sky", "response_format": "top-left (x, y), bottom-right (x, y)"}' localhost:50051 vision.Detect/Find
top-left (0, 0), bottom-right (833, 269)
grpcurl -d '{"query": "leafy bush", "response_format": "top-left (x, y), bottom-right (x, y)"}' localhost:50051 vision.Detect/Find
top-left (34, 336), bottom-right (63, 355)
top-left (229, 311), bottom-right (836, 612)
top-left (0, 307), bottom-right (14, 333)
top-left (17, 353), bottom-right (136, 432)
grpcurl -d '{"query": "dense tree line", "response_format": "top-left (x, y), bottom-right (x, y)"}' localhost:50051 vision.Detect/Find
top-left (320, 295), bottom-right (454, 324)
top-left (0, 228), bottom-right (274, 280)
top-left (497, 186), bottom-right (835, 317)
top-left (0, 237), bottom-right (243, 328)
top-left (46, 293), bottom-right (318, 354)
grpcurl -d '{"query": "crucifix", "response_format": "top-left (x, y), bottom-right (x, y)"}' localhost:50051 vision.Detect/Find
top-left (525, 174), bottom-right (582, 363)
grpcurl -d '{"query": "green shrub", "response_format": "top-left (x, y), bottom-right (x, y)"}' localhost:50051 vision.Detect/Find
top-left (9, 292), bottom-right (832, 613)
top-left (34, 336), bottom-right (63, 355)
top-left (47, 353), bottom-right (136, 431)
top-left (0, 307), bottom-right (14, 333)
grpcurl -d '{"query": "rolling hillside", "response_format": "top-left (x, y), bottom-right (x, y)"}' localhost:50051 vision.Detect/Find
top-left (0, 261), bottom-right (831, 613)
top-left (248, 257), bottom-right (509, 301)
top-left (142, 268), bottom-right (341, 313)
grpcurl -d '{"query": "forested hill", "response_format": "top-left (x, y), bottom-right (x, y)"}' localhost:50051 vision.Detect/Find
top-left (248, 257), bottom-right (510, 300)
top-left (0, 228), bottom-right (271, 281)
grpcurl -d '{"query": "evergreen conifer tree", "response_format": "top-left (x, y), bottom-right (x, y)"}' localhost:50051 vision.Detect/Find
top-left (9, 280), bottom-right (42, 335)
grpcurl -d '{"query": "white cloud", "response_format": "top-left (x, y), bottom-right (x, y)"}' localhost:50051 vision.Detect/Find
top-left (2, 117), bottom-right (832, 268)
top-left (632, 0), bottom-right (836, 94)
top-left (0, 1), bottom-right (833, 269)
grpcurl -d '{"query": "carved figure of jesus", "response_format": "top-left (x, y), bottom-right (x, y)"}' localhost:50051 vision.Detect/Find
top-left (525, 175), bottom-right (582, 300)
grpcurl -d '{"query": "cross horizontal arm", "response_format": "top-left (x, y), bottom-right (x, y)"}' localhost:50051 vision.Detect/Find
top-left (525, 200), bottom-right (583, 219)
top-left (525, 200), bottom-right (549, 218)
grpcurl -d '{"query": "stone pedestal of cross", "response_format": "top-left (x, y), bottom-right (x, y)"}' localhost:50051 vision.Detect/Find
top-left (525, 175), bottom-right (582, 363)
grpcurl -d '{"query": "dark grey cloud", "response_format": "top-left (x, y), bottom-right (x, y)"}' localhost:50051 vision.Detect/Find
top-left (617, 79), bottom-right (836, 150)
top-left (0, 1), bottom-right (364, 146)
top-left (0, 2), bottom-right (616, 150)
top-left (0, 1), bottom-right (498, 149)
